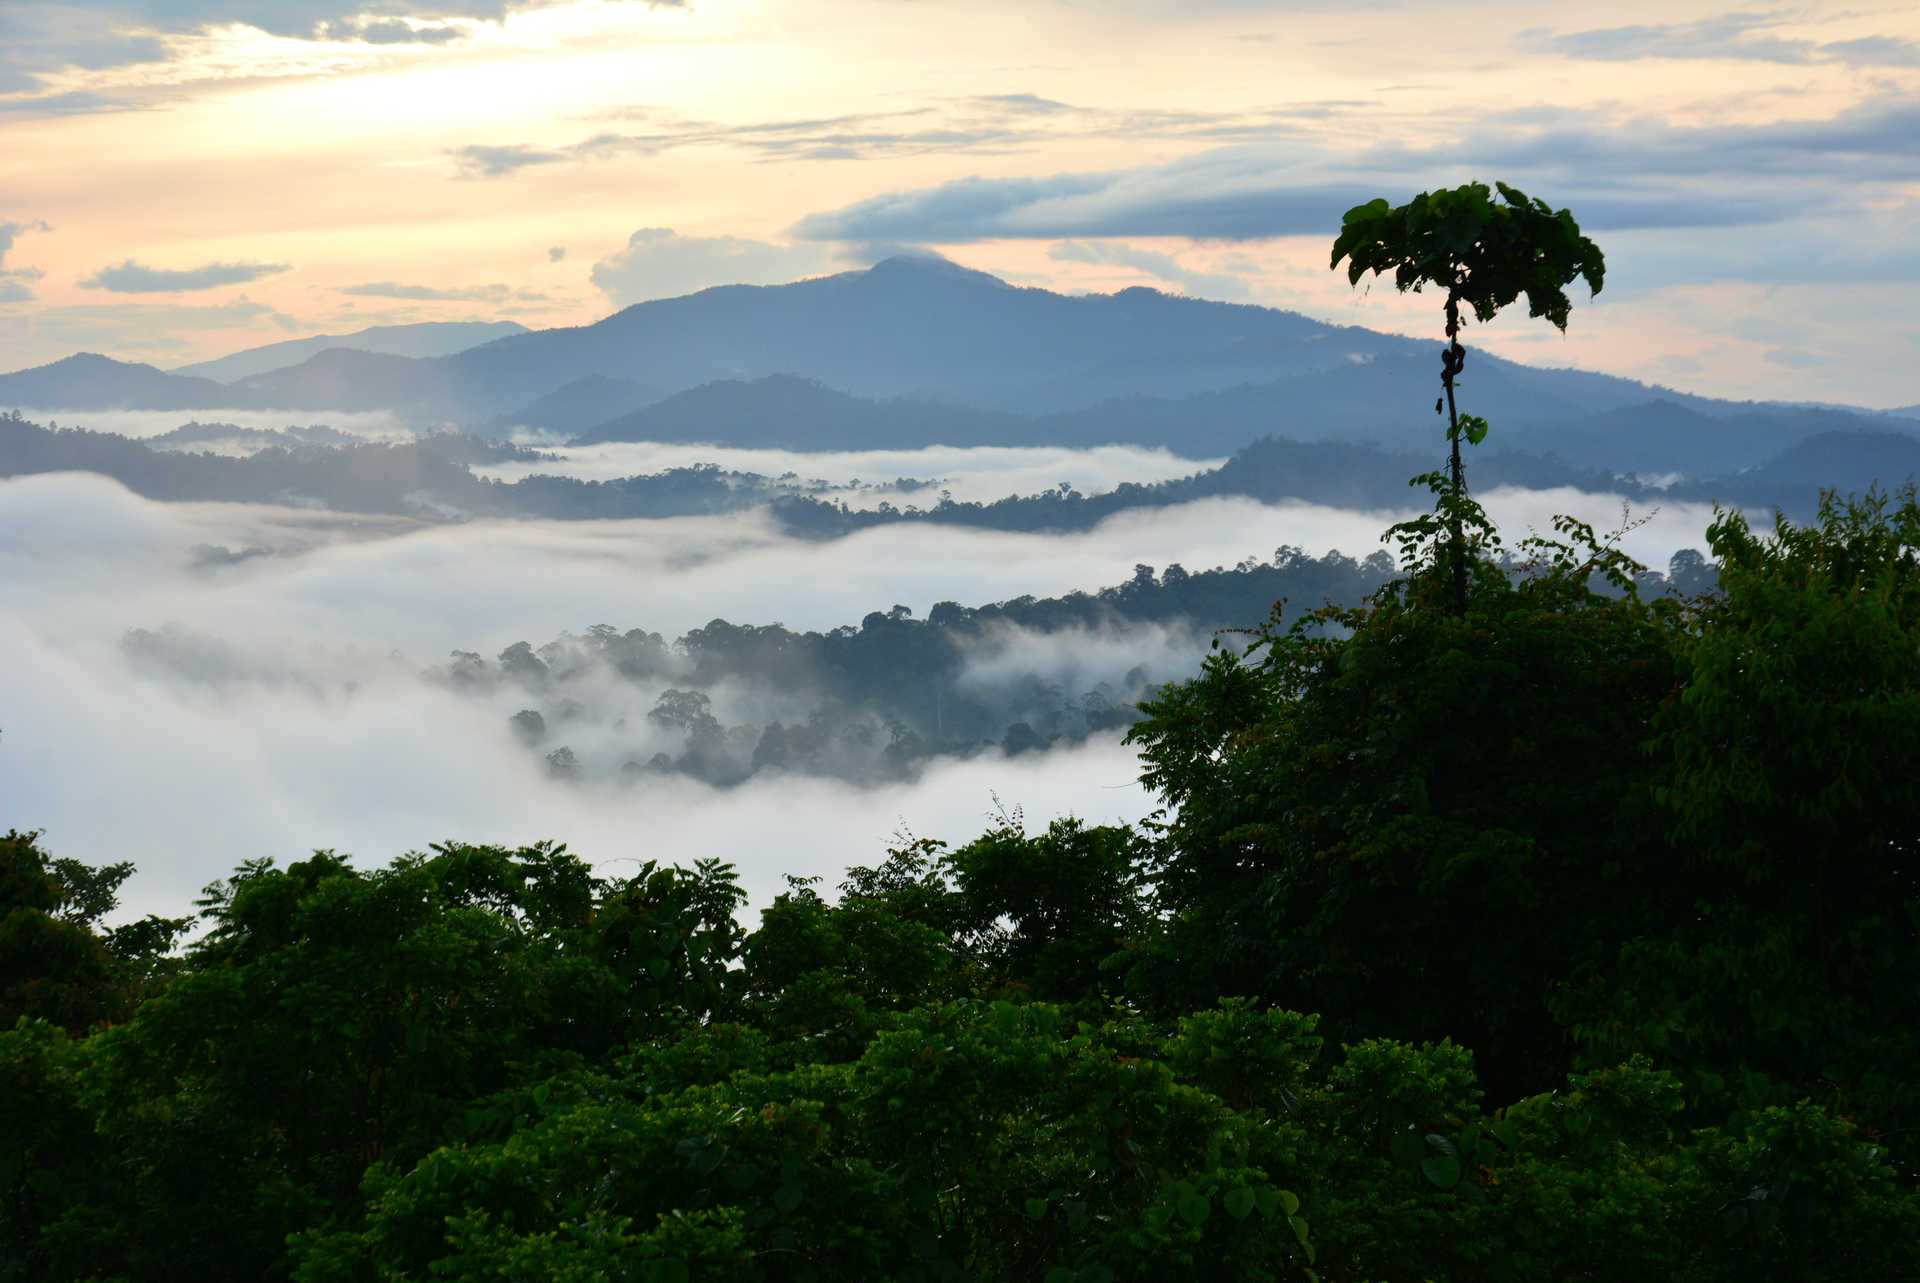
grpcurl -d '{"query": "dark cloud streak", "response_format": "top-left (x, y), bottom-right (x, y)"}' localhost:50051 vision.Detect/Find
top-left (450, 143), bottom-right (568, 177)
top-left (82, 259), bottom-right (293, 292)
top-left (1520, 13), bottom-right (1920, 67)
top-left (342, 281), bottom-right (547, 301)
top-left (791, 99), bottom-right (1920, 245)
top-left (451, 96), bottom-right (1356, 178)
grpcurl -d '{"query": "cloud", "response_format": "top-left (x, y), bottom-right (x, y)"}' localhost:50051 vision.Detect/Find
top-left (0, 1), bottom-right (674, 107)
top-left (450, 143), bottom-right (568, 177)
top-left (0, 89), bottom-right (134, 116)
top-left (548, 245), bottom-right (567, 262)
top-left (0, 218), bottom-right (51, 262)
top-left (1763, 346), bottom-right (1825, 369)
top-left (81, 259), bottom-right (293, 292)
top-left (1048, 240), bottom-right (1256, 301)
top-left (0, 8), bottom-right (168, 95)
top-left (341, 281), bottom-right (545, 301)
top-left (0, 218), bottom-right (49, 300)
top-left (1519, 14), bottom-right (1920, 67)
top-left (1818, 35), bottom-right (1920, 68)
top-left (792, 98), bottom-right (1920, 246)
top-left (590, 228), bottom-right (838, 308)
top-left (966, 93), bottom-right (1074, 115)
top-left (1579, 196), bottom-right (1920, 293)
top-left (333, 17), bottom-right (466, 44)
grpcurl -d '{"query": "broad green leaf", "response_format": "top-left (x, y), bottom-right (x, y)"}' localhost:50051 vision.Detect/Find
top-left (1421, 1154), bottom-right (1463, 1189)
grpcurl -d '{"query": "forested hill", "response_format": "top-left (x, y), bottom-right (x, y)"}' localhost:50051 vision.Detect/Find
top-left (425, 550), bottom-right (1407, 788)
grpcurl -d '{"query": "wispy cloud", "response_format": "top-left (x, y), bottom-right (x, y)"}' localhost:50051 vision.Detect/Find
top-left (449, 95), bottom-right (1361, 178)
top-left (1519, 13), bottom-right (1920, 67)
top-left (0, 220), bottom-right (46, 257)
top-left (341, 281), bottom-right (547, 302)
top-left (329, 17), bottom-right (468, 45)
top-left (450, 143), bottom-right (568, 177)
top-left (82, 259), bottom-right (293, 292)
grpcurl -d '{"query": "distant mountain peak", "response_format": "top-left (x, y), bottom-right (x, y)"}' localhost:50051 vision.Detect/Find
top-left (42, 352), bottom-right (157, 374)
top-left (859, 254), bottom-right (1013, 289)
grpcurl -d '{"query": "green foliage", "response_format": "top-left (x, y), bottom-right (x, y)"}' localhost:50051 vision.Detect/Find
top-left (741, 845), bottom-right (964, 1058)
top-left (1558, 487), bottom-right (1920, 1139)
top-left (0, 832), bottom-right (117, 1032)
top-left (293, 1002), bottom-right (1316, 1283)
top-left (0, 1021), bottom-right (114, 1283)
top-left (1330, 181), bottom-right (1604, 332)
top-left (0, 829), bottom-right (185, 1032)
top-left (1127, 524), bottom-right (1680, 1097)
top-left (942, 817), bottom-right (1153, 1001)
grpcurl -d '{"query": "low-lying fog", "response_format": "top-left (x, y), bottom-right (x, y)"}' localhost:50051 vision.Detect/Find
top-left (16, 407), bottom-right (416, 444)
top-left (0, 465), bottom-right (1734, 921)
top-left (478, 441), bottom-right (1229, 509)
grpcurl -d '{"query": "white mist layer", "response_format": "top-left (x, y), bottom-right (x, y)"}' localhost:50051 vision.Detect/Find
top-left (2, 608), bottom-right (1150, 919)
top-left (14, 407), bottom-right (416, 443)
top-left (0, 469), bottom-right (1736, 921)
top-left (479, 442), bottom-right (1224, 507)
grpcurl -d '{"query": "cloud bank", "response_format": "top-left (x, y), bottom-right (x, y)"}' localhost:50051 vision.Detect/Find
top-left (791, 99), bottom-right (1920, 246)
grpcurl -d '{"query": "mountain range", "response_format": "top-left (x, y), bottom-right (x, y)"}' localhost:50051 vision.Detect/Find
top-left (170, 321), bottom-right (528, 384)
top-left (3, 256), bottom-right (1916, 477)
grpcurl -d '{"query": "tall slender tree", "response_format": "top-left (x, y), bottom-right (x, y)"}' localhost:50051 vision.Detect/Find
top-left (1332, 181), bottom-right (1604, 611)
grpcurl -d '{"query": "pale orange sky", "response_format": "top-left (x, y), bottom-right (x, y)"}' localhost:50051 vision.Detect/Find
top-left (3, 0), bottom-right (1918, 405)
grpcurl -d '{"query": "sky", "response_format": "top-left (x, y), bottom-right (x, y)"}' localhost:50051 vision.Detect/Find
top-left (2, 1), bottom-right (1919, 405)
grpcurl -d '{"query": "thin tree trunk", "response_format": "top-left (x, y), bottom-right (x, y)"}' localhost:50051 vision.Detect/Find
top-left (1443, 294), bottom-right (1467, 614)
